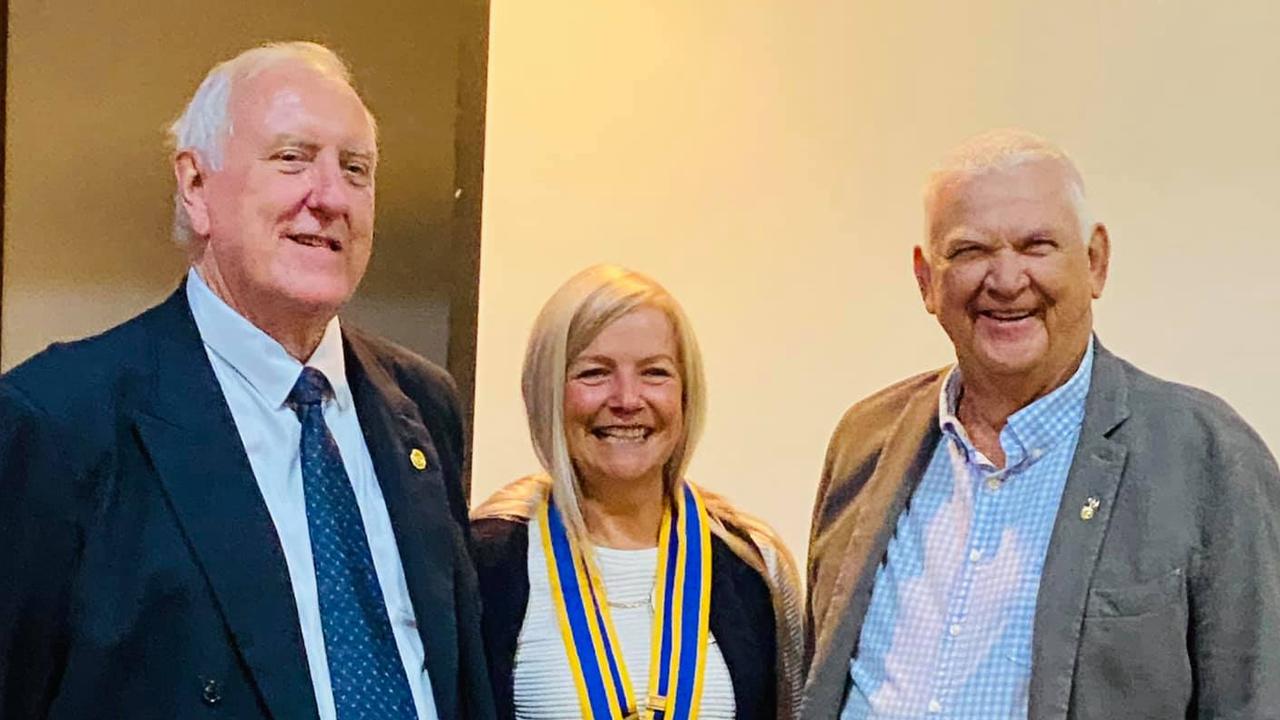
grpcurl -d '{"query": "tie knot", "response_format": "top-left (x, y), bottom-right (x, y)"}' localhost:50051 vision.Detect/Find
top-left (289, 366), bottom-right (333, 408)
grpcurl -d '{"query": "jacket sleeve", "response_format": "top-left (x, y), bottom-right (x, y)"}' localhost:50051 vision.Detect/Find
top-left (1188, 421), bottom-right (1280, 716)
top-left (755, 533), bottom-right (805, 720)
top-left (0, 382), bottom-right (84, 719)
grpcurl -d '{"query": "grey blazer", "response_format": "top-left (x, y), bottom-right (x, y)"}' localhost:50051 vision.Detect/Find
top-left (803, 342), bottom-right (1280, 720)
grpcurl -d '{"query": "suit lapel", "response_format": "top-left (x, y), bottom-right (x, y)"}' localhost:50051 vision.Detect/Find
top-left (345, 336), bottom-right (461, 719)
top-left (132, 289), bottom-right (318, 719)
top-left (1028, 344), bottom-right (1130, 720)
top-left (809, 377), bottom-right (943, 717)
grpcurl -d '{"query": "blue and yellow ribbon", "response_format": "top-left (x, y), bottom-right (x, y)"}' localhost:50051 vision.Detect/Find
top-left (540, 482), bottom-right (712, 720)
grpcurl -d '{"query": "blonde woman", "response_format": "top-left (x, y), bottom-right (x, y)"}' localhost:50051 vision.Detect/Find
top-left (471, 265), bottom-right (802, 720)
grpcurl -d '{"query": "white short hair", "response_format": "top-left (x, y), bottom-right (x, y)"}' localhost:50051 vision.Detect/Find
top-left (922, 128), bottom-right (1093, 252)
top-left (167, 41), bottom-right (375, 246)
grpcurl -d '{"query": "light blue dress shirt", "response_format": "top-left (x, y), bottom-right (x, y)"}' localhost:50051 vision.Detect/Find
top-left (186, 269), bottom-right (438, 720)
top-left (842, 341), bottom-right (1094, 720)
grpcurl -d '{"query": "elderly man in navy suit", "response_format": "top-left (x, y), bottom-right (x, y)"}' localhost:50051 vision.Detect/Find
top-left (0, 42), bottom-right (494, 720)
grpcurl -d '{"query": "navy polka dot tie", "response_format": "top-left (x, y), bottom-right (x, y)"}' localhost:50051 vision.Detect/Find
top-left (289, 367), bottom-right (417, 719)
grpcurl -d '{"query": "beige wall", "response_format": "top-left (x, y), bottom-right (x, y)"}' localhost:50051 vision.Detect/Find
top-left (475, 1), bottom-right (1280, 564)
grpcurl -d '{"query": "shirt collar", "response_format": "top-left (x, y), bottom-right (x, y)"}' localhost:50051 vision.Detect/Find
top-left (938, 337), bottom-right (1095, 466)
top-left (185, 268), bottom-right (352, 411)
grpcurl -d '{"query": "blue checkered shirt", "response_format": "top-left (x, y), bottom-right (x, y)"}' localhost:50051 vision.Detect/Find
top-left (841, 341), bottom-right (1094, 720)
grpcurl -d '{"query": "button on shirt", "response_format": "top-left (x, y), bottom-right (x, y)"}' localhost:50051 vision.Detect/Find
top-left (841, 341), bottom-right (1094, 720)
top-left (186, 270), bottom-right (438, 720)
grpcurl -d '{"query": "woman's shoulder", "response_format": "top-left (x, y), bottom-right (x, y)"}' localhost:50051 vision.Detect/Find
top-left (470, 474), bottom-right (550, 571)
top-left (695, 483), bottom-right (796, 570)
top-left (694, 482), bottom-right (804, 624)
top-left (471, 474), bottom-right (550, 522)
top-left (693, 482), bottom-right (806, 720)
top-left (470, 514), bottom-right (527, 551)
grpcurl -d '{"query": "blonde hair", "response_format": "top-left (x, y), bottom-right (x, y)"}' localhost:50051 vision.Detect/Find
top-left (522, 264), bottom-right (707, 544)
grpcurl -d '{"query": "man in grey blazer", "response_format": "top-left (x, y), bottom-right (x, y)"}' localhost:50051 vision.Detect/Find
top-left (804, 129), bottom-right (1280, 719)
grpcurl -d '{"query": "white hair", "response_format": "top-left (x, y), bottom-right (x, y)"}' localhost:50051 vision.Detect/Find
top-left (922, 128), bottom-right (1094, 253)
top-left (167, 41), bottom-right (376, 246)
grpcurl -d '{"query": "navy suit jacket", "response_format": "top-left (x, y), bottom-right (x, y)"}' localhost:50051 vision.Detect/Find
top-left (0, 287), bottom-right (496, 720)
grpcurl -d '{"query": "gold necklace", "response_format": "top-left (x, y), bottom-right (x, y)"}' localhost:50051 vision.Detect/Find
top-left (606, 585), bottom-right (656, 610)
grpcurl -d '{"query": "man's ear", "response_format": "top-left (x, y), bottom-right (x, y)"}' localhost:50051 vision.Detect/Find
top-left (913, 245), bottom-right (938, 315)
top-left (1087, 223), bottom-right (1110, 299)
top-left (174, 150), bottom-right (212, 237)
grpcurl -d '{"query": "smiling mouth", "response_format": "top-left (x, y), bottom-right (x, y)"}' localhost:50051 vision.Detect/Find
top-left (590, 426), bottom-right (653, 443)
top-left (978, 308), bottom-right (1037, 322)
top-left (288, 233), bottom-right (343, 252)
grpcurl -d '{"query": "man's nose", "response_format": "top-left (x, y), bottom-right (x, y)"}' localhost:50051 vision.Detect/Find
top-left (983, 250), bottom-right (1031, 298)
top-left (304, 159), bottom-right (352, 217)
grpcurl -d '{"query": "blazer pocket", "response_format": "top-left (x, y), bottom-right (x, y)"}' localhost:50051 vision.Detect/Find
top-left (1084, 566), bottom-right (1184, 618)
top-left (1073, 569), bottom-right (1193, 719)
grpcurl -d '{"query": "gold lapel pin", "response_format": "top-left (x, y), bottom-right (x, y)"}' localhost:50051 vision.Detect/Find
top-left (409, 448), bottom-right (428, 471)
top-left (1080, 496), bottom-right (1101, 521)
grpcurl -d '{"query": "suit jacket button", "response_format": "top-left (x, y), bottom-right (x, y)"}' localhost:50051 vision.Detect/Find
top-left (202, 678), bottom-right (222, 706)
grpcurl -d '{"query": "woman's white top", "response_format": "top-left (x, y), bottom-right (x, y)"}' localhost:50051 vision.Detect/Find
top-left (513, 514), bottom-right (737, 719)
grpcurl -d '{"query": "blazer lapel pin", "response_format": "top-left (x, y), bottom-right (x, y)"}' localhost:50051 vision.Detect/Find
top-left (409, 448), bottom-right (428, 471)
top-left (1080, 496), bottom-right (1101, 521)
